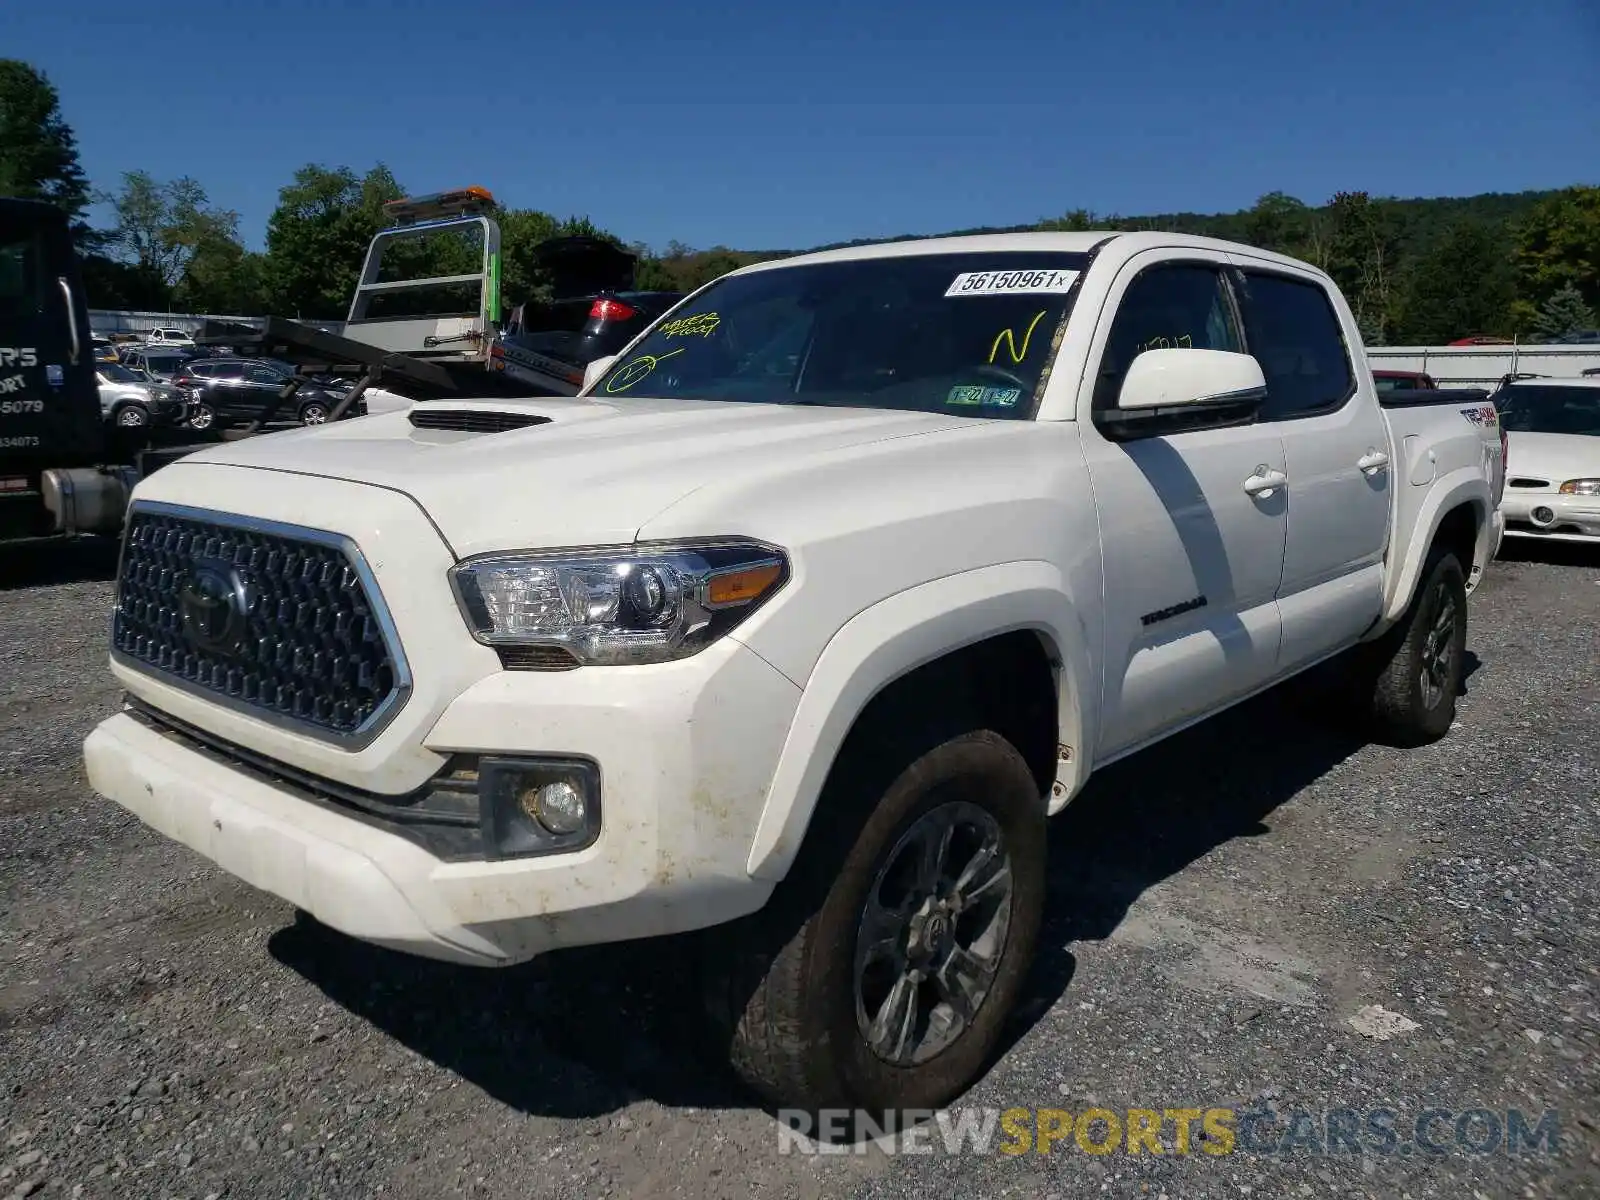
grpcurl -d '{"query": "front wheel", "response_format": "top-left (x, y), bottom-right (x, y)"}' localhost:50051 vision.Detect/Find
top-left (299, 400), bottom-right (329, 425)
top-left (703, 727), bottom-right (1046, 1113)
top-left (112, 404), bottom-right (148, 428)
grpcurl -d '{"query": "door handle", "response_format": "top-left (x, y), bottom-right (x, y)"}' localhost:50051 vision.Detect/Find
top-left (1243, 466), bottom-right (1288, 498)
top-left (1357, 449), bottom-right (1390, 475)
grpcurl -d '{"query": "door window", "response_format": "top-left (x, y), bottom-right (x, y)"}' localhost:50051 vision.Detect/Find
top-left (0, 232), bottom-right (44, 317)
top-left (1094, 264), bottom-right (1243, 410)
top-left (1236, 272), bottom-right (1355, 419)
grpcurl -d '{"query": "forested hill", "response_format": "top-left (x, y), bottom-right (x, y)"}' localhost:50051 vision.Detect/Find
top-left (652, 187), bottom-right (1590, 346)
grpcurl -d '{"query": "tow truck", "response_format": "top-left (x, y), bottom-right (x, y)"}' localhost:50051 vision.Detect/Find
top-left (175, 187), bottom-right (664, 455)
top-left (4, 187), bottom-right (675, 539)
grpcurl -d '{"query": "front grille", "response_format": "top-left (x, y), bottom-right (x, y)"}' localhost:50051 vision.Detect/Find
top-left (112, 505), bottom-right (408, 744)
top-left (409, 408), bottom-right (549, 433)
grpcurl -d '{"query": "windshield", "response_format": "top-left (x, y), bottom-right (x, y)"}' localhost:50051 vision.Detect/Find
top-left (99, 363), bottom-right (141, 383)
top-left (592, 251), bottom-right (1092, 419)
top-left (1495, 385), bottom-right (1600, 436)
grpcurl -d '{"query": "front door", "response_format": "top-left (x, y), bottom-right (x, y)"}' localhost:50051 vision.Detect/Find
top-left (1078, 253), bottom-right (1289, 759)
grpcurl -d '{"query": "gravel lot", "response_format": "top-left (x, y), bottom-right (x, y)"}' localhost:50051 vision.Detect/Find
top-left (1, 537), bottom-right (1596, 1200)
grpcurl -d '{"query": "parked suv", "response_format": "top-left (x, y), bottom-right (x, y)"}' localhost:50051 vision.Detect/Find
top-left (145, 327), bottom-right (196, 348)
top-left (173, 357), bottom-right (347, 432)
top-left (496, 236), bottom-right (685, 392)
top-left (120, 346), bottom-right (201, 383)
top-left (96, 362), bottom-right (185, 428)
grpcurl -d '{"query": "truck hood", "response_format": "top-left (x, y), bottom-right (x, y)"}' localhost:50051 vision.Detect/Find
top-left (168, 396), bottom-right (977, 557)
top-left (1505, 431), bottom-right (1600, 481)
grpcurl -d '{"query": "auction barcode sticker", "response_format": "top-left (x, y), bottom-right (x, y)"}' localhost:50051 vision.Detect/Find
top-left (945, 269), bottom-right (1079, 298)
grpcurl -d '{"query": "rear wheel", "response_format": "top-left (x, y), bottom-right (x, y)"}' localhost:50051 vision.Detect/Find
top-left (187, 402), bottom-right (217, 433)
top-left (702, 726), bottom-right (1046, 1113)
top-left (1354, 546), bottom-right (1468, 745)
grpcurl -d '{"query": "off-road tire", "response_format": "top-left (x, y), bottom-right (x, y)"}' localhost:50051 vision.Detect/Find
top-left (700, 723), bottom-right (1047, 1114)
top-left (1358, 546), bottom-right (1468, 746)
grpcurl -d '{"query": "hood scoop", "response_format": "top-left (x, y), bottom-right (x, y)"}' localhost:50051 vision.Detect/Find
top-left (409, 408), bottom-right (552, 434)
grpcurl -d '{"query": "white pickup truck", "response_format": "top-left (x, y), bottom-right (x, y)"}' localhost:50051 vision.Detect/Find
top-left (85, 231), bottom-right (1505, 1114)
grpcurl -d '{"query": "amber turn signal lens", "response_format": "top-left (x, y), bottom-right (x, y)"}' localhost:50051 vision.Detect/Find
top-left (706, 562), bottom-right (782, 607)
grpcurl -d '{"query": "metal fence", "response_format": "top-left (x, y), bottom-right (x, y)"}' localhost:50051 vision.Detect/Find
top-left (89, 310), bottom-right (345, 337)
top-left (1363, 345), bottom-right (1600, 387)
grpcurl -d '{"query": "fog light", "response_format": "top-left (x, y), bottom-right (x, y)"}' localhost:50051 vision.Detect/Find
top-left (522, 779), bottom-right (587, 835)
top-left (479, 757), bottom-right (601, 860)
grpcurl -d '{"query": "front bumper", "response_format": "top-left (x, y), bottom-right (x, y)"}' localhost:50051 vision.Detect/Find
top-left (1499, 491), bottom-right (1600, 543)
top-left (86, 635), bottom-right (801, 967)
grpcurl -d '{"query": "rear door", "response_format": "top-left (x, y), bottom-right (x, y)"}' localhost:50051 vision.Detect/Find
top-left (1229, 259), bottom-right (1391, 671)
top-left (0, 202), bottom-right (101, 465)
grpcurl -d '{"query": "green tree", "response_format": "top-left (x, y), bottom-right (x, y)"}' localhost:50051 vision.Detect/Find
top-left (1393, 222), bottom-right (1516, 344)
top-left (1241, 192), bottom-right (1311, 257)
top-left (1324, 191), bottom-right (1401, 343)
top-left (1038, 208), bottom-right (1099, 232)
top-left (102, 171), bottom-right (242, 288)
top-left (263, 164), bottom-right (403, 317)
top-left (496, 207), bottom-right (563, 304)
top-left (1511, 185), bottom-right (1600, 326)
top-left (0, 60), bottom-right (90, 231)
top-left (1529, 282), bottom-right (1597, 342)
top-left (176, 234), bottom-right (267, 315)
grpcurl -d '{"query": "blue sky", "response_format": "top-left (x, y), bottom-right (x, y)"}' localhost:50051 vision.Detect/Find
top-left (5, 0), bottom-right (1596, 253)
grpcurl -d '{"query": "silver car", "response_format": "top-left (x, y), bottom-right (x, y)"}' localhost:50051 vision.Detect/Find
top-left (98, 363), bottom-right (185, 428)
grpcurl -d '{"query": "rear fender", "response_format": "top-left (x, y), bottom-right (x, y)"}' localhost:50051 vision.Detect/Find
top-left (1377, 466), bottom-right (1489, 628)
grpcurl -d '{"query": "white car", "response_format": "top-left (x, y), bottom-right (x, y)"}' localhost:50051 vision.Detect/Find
top-left (1493, 377), bottom-right (1600, 543)
top-left (83, 231), bottom-right (1503, 1113)
top-left (144, 327), bottom-right (197, 348)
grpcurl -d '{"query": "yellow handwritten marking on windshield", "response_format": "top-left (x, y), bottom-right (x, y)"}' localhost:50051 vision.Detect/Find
top-left (658, 312), bottom-right (721, 338)
top-left (989, 310), bottom-right (1047, 365)
top-left (1137, 333), bottom-right (1194, 353)
top-left (604, 347), bottom-right (685, 394)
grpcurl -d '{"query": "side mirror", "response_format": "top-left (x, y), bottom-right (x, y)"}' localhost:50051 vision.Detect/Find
top-left (1117, 348), bottom-right (1266, 410)
top-left (582, 355), bottom-right (618, 393)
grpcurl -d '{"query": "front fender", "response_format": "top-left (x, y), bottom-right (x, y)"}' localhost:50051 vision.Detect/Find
top-left (1378, 465), bottom-right (1491, 628)
top-left (742, 560), bottom-right (1095, 881)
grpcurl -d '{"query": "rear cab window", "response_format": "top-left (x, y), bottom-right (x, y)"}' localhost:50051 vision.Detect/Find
top-left (592, 252), bottom-right (1091, 418)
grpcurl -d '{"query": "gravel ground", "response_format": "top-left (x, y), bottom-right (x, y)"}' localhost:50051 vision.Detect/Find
top-left (1, 537), bottom-right (1596, 1200)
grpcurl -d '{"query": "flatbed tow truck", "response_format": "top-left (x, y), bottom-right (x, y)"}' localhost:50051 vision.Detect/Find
top-left (2, 186), bottom-right (652, 542)
top-left (162, 188), bottom-right (608, 448)
top-left (148, 186), bottom-right (642, 470)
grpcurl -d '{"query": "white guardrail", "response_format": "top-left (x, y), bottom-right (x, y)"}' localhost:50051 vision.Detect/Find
top-left (1365, 345), bottom-right (1600, 387)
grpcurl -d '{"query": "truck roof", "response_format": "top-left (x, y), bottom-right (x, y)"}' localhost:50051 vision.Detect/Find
top-left (731, 230), bottom-right (1322, 277)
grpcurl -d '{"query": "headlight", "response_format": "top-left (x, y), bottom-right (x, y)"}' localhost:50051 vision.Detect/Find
top-left (450, 540), bottom-right (788, 667)
top-left (1558, 478), bottom-right (1600, 496)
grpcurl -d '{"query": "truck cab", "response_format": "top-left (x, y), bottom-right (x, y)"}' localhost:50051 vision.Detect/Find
top-left (0, 198), bottom-right (135, 543)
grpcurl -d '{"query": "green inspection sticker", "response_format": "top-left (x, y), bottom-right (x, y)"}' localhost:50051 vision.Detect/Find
top-left (947, 385), bottom-right (1023, 408)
